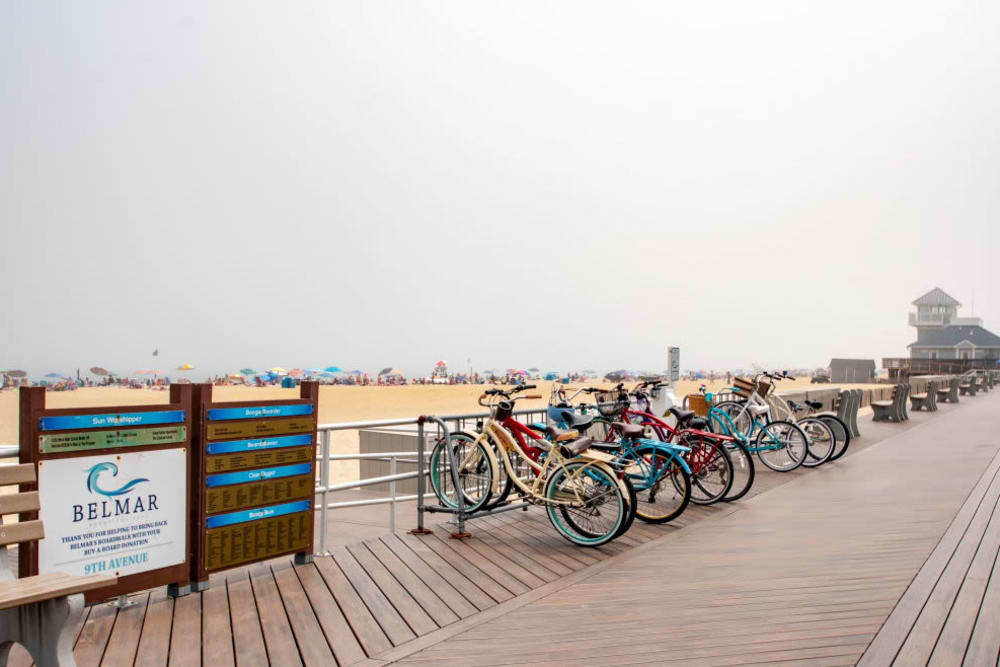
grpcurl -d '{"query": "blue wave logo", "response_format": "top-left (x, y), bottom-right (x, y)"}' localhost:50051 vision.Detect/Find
top-left (85, 462), bottom-right (149, 497)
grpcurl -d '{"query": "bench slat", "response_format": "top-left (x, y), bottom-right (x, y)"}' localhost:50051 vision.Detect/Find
top-left (0, 520), bottom-right (44, 546)
top-left (0, 572), bottom-right (116, 611)
top-left (0, 464), bottom-right (34, 486)
top-left (0, 492), bottom-right (40, 516)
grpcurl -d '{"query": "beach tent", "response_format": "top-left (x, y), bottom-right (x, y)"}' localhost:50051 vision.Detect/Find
top-left (544, 372), bottom-right (559, 381)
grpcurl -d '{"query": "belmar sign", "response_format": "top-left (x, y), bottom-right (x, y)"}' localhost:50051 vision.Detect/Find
top-left (38, 450), bottom-right (187, 578)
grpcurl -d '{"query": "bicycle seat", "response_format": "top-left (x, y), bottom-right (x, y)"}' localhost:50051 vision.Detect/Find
top-left (612, 422), bottom-right (644, 439)
top-left (559, 410), bottom-right (595, 432)
top-left (669, 407), bottom-right (696, 423)
top-left (688, 417), bottom-right (708, 429)
top-left (806, 400), bottom-right (823, 410)
top-left (559, 437), bottom-right (593, 458)
top-left (544, 425), bottom-right (580, 442)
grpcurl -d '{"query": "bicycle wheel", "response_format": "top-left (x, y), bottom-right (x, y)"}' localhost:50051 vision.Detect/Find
top-left (722, 440), bottom-right (755, 502)
top-left (558, 463), bottom-right (636, 537)
top-left (546, 461), bottom-right (626, 547)
top-left (484, 435), bottom-right (526, 509)
top-left (820, 414), bottom-right (851, 461)
top-left (755, 420), bottom-right (808, 472)
top-left (428, 432), bottom-right (494, 513)
top-left (626, 445), bottom-right (691, 523)
top-left (678, 433), bottom-right (733, 505)
top-left (797, 417), bottom-right (835, 467)
top-left (712, 401), bottom-right (754, 440)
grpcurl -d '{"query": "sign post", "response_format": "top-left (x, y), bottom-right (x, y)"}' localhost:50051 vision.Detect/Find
top-left (668, 347), bottom-right (681, 386)
top-left (191, 381), bottom-right (319, 590)
top-left (19, 385), bottom-right (193, 601)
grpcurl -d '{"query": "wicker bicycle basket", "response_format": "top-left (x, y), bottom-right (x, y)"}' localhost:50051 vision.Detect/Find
top-left (685, 393), bottom-right (710, 416)
top-left (595, 390), bottom-right (628, 417)
top-left (732, 376), bottom-right (770, 399)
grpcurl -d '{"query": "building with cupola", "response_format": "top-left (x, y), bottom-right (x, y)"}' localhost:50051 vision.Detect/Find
top-left (908, 288), bottom-right (1000, 361)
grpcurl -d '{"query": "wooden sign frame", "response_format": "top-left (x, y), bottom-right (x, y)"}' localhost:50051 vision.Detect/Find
top-left (18, 385), bottom-right (193, 602)
top-left (191, 381), bottom-right (319, 589)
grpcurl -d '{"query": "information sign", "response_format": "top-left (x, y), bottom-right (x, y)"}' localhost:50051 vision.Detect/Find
top-left (206, 417), bottom-right (315, 440)
top-left (37, 449), bottom-right (187, 578)
top-left (40, 426), bottom-right (187, 454)
top-left (39, 410), bottom-right (185, 432)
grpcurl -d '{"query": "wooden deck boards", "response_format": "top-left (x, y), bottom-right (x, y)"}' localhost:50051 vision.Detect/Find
top-left (15, 393), bottom-right (995, 666)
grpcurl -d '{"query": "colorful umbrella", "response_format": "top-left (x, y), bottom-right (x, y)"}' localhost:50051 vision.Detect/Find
top-left (89, 367), bottom-right (108, 376)
top-left (240, 368), bottom-right (255, 375)
top-left (228, 373), bottom-right (243, 379)
top-left (269, 367), bottom-right (288, 375)
top-left (44, 372), bottom-right (65, 378)
top-left (177, 364), bottom-right (196, 371)
top-left (347, 370), bottom-right (363, 375)
top-left (528, 368), bottom-right (539, 372)
top-left (379, 368), bottom-right (403, 376)
top-left (289, 369), bottom-right (304, 377)
top-left (6, 370), bottom-right (26, 378)
top-left (324, 366), bottom-right (342, 373)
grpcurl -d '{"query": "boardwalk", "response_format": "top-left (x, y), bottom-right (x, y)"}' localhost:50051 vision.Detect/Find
top-left (7, 392), bottom-right (999, 666)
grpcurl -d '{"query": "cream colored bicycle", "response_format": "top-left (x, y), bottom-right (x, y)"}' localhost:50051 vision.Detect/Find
top-left (429, 385), bottom-right (632, 546)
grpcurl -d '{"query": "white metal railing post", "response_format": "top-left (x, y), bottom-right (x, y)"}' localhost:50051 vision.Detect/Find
top-left (389, 456), bottom-right (397, 533)
top-left (318, 429), bottom-right (331, 556)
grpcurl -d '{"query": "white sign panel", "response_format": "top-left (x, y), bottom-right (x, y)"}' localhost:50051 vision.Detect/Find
top-left (38, 449), bottom-right (186, 578)
top-left (668, 347), bottom-right (680, 384)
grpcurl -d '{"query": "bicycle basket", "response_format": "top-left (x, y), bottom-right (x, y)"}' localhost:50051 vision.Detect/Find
top-left (685, 394), bottom-right (709, 416)
top-left (732, 377), bottom-right (770, 399)
top-left (595, 390), bottom-right (628, 417)
top-left (494, 399), bottom-right (513, 421)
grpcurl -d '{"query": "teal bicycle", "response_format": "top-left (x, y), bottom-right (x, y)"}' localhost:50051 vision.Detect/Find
top-left (700, 374), bottom-right (809, 472)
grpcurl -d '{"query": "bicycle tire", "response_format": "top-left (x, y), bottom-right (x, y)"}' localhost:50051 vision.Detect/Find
top-left (797, 417), bottom-right (835, 467)
top-left (428, 432), bottom-right (494, 513)
top-left (627, 445), bottom-right (691, 523)
top-left (722, 440), bottom-right (755, 502)
top-left (679, 433), bottom-right (733, 505)
top-left (546, 461), bottom-right (626, 547)
top-left (755, 420), bottom-right (808, 472)
top-left (820, 414), bottom-right (851, 461)
top-left (559, 464), bottom-right (636, 538)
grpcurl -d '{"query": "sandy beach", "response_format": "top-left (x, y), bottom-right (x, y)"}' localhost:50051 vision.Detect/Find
top-left (1, 378), bottom-right (877, 485)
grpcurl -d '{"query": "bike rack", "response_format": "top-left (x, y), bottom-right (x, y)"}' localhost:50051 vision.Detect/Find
top-left (413, 415), bottom-right (530, 539)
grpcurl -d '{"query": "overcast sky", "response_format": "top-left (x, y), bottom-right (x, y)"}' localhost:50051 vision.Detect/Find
top-left (2, 1), bottom-right (998, 377)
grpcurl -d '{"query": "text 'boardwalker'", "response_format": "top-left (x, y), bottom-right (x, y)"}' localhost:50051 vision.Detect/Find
top-left (191, 381), bottom-right (319, 589)
top-left (18, 385), bottom-right (193, 601)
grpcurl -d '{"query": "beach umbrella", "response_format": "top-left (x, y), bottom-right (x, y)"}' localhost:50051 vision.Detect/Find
top-left (324, 366), bottom-right (342, 373)
top-left (289, 369), bottom-right (304, 377)
top-left (89, 367), bottom-right (108, 376)
top-left (379, 367), bottom-right (403, 376)
top-left (228, 373), bottom-right (243, 379)
top-left (269, 367), bottom-right (288, 375)
top-left (177, 364), bottom-right (195, 371)
top-left (44, 372), bottom-right (64, 378)
top-left (347, 369), bottom-right (362, 375)
top-left (7, 370), bottom-right (26, 378)
top-left (435, 360), bottom-right (446, 367)
top-left (528, 367), bottom-right (539, 372)
top-left (240, 368), bottom-right (255, 375)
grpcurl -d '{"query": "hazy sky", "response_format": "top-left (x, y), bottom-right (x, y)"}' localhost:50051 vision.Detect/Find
top-left (3, 1), bottom-right (999, 377)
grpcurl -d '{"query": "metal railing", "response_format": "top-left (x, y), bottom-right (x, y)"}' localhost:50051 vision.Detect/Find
top-left (311, 406), bottom-right (549, 554)
top-left (0, 445), bottom-right (18, 459)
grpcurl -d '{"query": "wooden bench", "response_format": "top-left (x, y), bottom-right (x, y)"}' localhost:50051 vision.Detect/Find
top-left (959, 375), bottom-right (977, 396)
top-left (872, 383), bottom-right (908, 422)
top-left (977, 374), bottom-right (989, 393)
top-left (0, 464), bottom-right (115, 667)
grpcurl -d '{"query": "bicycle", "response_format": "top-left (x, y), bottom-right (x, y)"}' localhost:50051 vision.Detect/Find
top-left (700, 374), bottom-right (810, 472)
top-left (763, 379), bottom-right (850, 464)
top-left (428, 385), bottom-right (633, 547)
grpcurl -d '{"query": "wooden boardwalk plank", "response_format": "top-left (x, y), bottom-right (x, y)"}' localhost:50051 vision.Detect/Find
top-left (398, 532), bottom-right (512, 605)
top-left (469, 517), bottom-right (573, 577)
top-left (330, 546), bottom-right (416, 647)
top-left (394, 533), bottom-right (498, 612)
top-left (346, 543), bottom-right (439, 636)
top-left (431, 525), bottom-right (551, 588)
top-left (293, 562), bottom-right (368, 666)
top-left (200, 583), bottom-right (234, 667)
top-left (313, 555), bottom-right (393, 657)
top-left (928, 485), bottom-right (1000, 664)
top-left (380, 534), bottom-right (478, 619)
top-left (964, 545), bottom-right (1000, 665)
top-left (134, 589), bottom-right (174, 667)
top-left (270, 562), bottom-right (335, 667)
top-left (100, 592), bottom-right (149, 667)
top-left (248, 563), bottom-right (302, 667)
top-left (478, 514), bottom-right (592, 570)
top-left (169, 590), bottom-right (203, 667)
top-left (363, 539), bottom-right (461, 627)
top-left (75, 602), bottom-right (117, 666)
top-left (859, 452), bottom-right (1000, 666)
top-left (426, 532), bottom-right (531, 595)
top-left (226, 571), bottom-right (267, 667)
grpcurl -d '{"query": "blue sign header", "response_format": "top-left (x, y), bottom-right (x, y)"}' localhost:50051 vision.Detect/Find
top-left (39, 410), bottom-right (185, 432)
top-left (205, 463), bottom-right (312, 488)
top-left (206, 434), bottom-right (313, 455)
top-left (207, 404), bottom-right (314, 421)
top-left (205, 499), bottom-right (313, 529)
